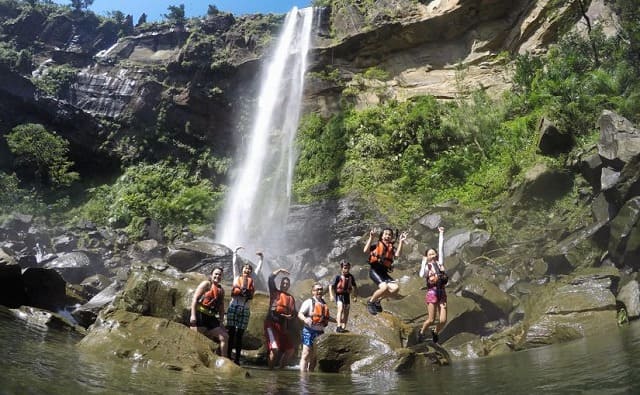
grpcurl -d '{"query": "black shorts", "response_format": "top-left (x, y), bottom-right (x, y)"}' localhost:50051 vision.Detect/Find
top-left (335, 293), bottom-right (351, 305)
top-left (196, 310), bottom-right (221, 329)
top-left (369, 265), bottom-right (394, 285)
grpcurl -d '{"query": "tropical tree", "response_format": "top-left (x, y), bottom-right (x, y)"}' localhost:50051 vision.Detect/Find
top-left (5, 123), bottom-right (79, 188)
top-left (164, 4), bottom-right (186, 25)
top-left (70, 0), bottom-right (94, 11)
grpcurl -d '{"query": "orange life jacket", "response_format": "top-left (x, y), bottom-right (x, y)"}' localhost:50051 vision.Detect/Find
top-left (369, 241), bottom-right (395, 268)
top-left (231, 276), bottom-right (255, 298)
top-left (310, 299), bottom-right (330, 326)
top-left (271, 291), bottom-right (295, 317)
top-left (197, 283), bottom-right (223, 314)
top-left (335, 274), bottom-right (352, 294)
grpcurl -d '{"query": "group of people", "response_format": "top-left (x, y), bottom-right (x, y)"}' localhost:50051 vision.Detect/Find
top-left (189, 226), bottom-right (449, 371)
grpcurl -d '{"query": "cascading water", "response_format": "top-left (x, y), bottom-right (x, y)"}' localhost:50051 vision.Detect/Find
top-left (216, 7), bottom-right (314, 257)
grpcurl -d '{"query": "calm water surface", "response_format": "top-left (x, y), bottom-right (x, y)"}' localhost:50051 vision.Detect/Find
top-left (1, 311), bottom-right (638, 394)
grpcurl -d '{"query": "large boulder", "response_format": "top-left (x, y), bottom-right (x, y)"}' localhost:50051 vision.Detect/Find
top-left (110, 263), bottom-right (274, 352)
top-left (315, 332), bottom-right (450, 373)
top-left (461, 277), bottom-right (514, 321)
top-left (22, 267), bottom-right (68, 311)
top-left (166, 238), bottom-right (232, 273)
top-left (315, 332), bottom-right (383, 373)
top-left (597, 110), bottom-right (640, 167)
top-left (112, 263), bottom-right (202, 323)
top-left (519, 267), bottom-right (619, 349)
top-left (43, 251), bottom-right (105, 284)
top-left (71, 281), bottom-right (123, 328)
top-left (127, 239), bottom-right (164, 262)
top-left (545, 220), bottom-right (609, 271)
top-left (537, 117), bottom-right (573, 155)
top-left (77, 309), bottom-right (247, 377)
top-left (2, 305), bottom-right (84, 334)
top-left (0, 263), bottom-right (26, 308)
top-left (608, 197), bottom-right (640, 269)
top-left (617, 280), bottom-right (640, 320)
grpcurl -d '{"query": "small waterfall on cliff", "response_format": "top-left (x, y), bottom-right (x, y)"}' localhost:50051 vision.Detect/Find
top-left (216, 8), bottom-right (314, 257)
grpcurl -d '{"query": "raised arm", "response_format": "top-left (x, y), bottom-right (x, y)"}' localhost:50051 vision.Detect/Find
top-left (268, 268), bottom-right (289, 292)
top-left (395, 231), bottom-right (408, 257)
top-left (438, 227), bottom-right (445, 267)
top-left (363, 229), bottom-right (375, 253)
top-left (232, 246), bottom-right (243, 280)
top-left (419, 256), bottom-right (428, 278)
top-left (254, 251), bottom-right (264, 276)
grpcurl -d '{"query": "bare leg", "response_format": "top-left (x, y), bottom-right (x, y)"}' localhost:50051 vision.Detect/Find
top-left (299, 344), bottom-right (311, 372)
top-left (369, 282), bottom-right (389, 302)
top-left (308, 348), bottom-right (317, 372)
top-left (268, 349), bottom-right (277, 369)
top-left (342, 304), bottom-right (350, 329)
top-left (435, 301), bottom-right (447, 334)
top-left (336, 301), bottom-right (344, 328)
top-left (280, 348), bottom-right (294, 369)
top-left (387, 282), bottom-right (399, 297)
top-left (420, 303), bottom-right (436, 335)
top-left (206, 327), bottom-right (228, 357)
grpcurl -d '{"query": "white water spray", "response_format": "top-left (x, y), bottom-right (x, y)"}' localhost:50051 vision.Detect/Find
top-left (217, 8), bottom-right (314, 255)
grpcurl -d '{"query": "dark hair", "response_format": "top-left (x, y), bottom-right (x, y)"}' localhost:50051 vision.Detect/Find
top-left (379, 227), bottom-right (394, 241)
top-left (424, 248), bottom-right (438, 259)
top-left (211, 266), bottom-right (224, 274)
top-left (340, 259), bottom-right (351, 268)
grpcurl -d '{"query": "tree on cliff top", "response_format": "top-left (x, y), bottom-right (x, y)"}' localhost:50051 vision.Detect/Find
top-left (164, 4), bottom-right (186, 25)
top-left (70, 0), bottom-right (93, 11)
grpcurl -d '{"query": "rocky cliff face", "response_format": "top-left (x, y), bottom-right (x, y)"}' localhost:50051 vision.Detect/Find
top-left (2, 1), bottom-right (639, 369)
top-left (306, 0), bottom-right (618, 114)
top-left (0, 0), bottom-right (615, 177)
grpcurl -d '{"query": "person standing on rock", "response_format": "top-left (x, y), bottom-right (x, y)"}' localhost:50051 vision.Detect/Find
top-left (363, 227), bottom-right (408, 314)
top-left (329, 260), bottom-right (357, 333)
top-left (418, 226), bottom-right (448, 343)
top-left (264, 267), bottom-right (296, 369)
top-left (298, 283), bottom-right (332, 372)
top-left (190, 266), bottom-right (228, 357)
top-left (225, 247), bottom-right (263, 364)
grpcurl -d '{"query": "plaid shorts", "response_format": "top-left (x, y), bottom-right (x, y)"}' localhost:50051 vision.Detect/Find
top-left (226, 303), bottom-right (251, 330)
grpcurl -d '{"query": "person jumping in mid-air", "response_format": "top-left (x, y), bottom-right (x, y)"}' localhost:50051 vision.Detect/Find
top-left (363, 227), bottom-right (407, 315)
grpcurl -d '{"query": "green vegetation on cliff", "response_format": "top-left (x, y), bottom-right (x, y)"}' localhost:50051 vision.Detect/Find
top-left (294, 1), bottom-right (640, 226)
top-left (71, 162), bottom-right (222, 237)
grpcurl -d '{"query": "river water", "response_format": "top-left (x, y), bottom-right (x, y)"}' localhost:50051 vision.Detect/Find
top-left (1, 310), bottom-right (638, 394)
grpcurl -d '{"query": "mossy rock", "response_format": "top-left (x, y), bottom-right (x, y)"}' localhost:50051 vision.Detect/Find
top-left (78, 309), bottom-right (247, 377)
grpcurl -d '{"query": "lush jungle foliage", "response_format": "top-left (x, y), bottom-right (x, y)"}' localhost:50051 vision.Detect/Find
top-left (69, 162), bottom-right (222, 238)
top-left (294, 0), bottom-right (640, 224)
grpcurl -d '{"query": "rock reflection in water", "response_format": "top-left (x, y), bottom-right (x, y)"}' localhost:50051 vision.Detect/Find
top-left (1, 309), bottom-right (640, 394)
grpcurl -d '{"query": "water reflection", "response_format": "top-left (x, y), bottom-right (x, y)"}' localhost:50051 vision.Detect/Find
top-left (1, 311), bottom-right (640, 394)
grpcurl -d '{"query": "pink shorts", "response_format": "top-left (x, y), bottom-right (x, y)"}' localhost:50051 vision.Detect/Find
top-left (425, 288), bottom-right (447, 304)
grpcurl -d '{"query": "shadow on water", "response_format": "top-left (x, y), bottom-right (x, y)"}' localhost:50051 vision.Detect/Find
top-left (1, 310), bottom-right (640, 394)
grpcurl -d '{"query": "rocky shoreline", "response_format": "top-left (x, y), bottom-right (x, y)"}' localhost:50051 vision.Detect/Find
top-left (2, 110), bottom-right (639, 374)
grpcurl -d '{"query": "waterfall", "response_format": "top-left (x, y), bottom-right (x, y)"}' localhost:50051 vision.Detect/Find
top-left (216, 7), bottom-right (314, 257)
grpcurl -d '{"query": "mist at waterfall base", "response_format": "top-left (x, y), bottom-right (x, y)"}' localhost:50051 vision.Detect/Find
top-left (1, 311), bottom-right (639, 393)
top-left (216, 7), bottom-right (315, 267)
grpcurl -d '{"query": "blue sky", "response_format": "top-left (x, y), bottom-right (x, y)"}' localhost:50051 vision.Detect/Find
top-left (51, 1), bottom-right (312, 21)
